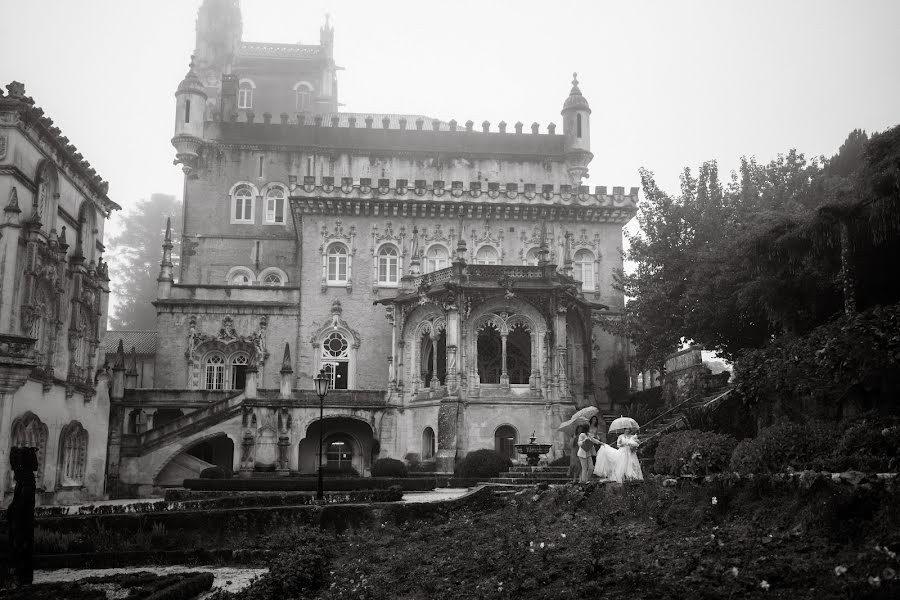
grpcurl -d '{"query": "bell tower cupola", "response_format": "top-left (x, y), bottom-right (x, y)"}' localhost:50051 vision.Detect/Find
top-left (561, 73), bottom-right (593, 183)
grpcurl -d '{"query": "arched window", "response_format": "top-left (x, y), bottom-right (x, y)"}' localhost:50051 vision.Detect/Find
top-left (230, 353), bottom-right (249, 390)
top-left (58, 421), bottom-right (88, 487)
top-left (10, 412), bottom-right (49, 486)
top-left (204, 353), bottom-right (226, 390)
top-left (262, 273), bottom-right (282, 286)
top-left (238, 80), bottom-right (254, 109)
top-left (525, 248), bottom-right (541, 266)
top-left (226, 267), bottom-right (255, 286)
top-left (321, 331), bottom-right (350, 389)
top-left (295, 82), bottom-right (314, 112)
top-left (507, 324), bottom-right (532, 385)
top-left (326, 243), bottom-right (349, 284)
top-left (422, 427), bottom-right (435, 460)
top-left (420, 328), bottom-right (446, 388)
top-left (377, 244), bottom-right (400, 285)
top-left (264, 185), bottom-right (286, 224)
top-left (475, 245), bottom-right (500, 265)
top-left (576, 113), bottom-right (582, 138)
top-left (494, 425), bottom-right (517, 461)
top-left (477, 323), bottom-right (502, 384)
top-left (232, 184), bottom-right (254, 224)
top-left (425, 245), bottom-right (449, 273)
top-left (325, 435), bottom-right (354, 472)
top-left (574, 249), bottom-right (594, 289)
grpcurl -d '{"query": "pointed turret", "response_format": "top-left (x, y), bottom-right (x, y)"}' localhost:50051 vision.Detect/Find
top-left (561, 73), bottom-right (593, 183)
top-left (563, 231), bottom-right (574, 278)
top-left (157, 216), bottom-right (174, 299)
top-left (125, 346), bottom-right (139, 390)
top-left (280, 343), bottom-right (293, 398)
top-left (172, 58), bottom-right (207, 174)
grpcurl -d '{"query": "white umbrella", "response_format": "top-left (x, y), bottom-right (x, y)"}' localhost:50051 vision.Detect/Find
top-left (556, 406), bottom-right (600, 435)
top-left (608, 416), bottom-right (639, 435)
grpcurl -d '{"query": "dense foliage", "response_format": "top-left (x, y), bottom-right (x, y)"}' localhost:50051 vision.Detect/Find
top-left (107, 193), bottom-right (182, 330)
top-left (729, 421), bottom-right (837, 473)
top-left (606, 126), bottom-right (900, 379)
top-left (371, 457), bottom-right (408, 477)
top-left (734, 303), bottom-right (900, 422)
top-left (455, 449), bottom-right (512, 478)
top-left (653, 429), bottom-right (738, 476)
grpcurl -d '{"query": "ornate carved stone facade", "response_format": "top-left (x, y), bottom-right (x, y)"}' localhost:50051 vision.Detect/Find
top-left (108, 1), bottom-right (637, 496)
top-left (0, 81), bottom-right (119, 504)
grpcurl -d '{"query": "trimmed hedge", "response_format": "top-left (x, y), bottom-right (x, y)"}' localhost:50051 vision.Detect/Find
top-left (371, 458), bottom-right (408, 478)
top-left (5, 571), bottom-right (214, 600)
top-left (455, 449), bottom-right (512, 479)
top-left (200, 466), bottom-right (227, 479)
top-left (729, 421), bottom-right (836, 474)
top-left (652, 429), bottom-right (737, 476)
top-left (183, 476), bottom-right (433, 492)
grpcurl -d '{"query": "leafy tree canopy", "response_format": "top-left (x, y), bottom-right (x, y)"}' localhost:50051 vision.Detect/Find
top-left (107, 194), bottom-right (181, 331)
top-left (610, 125), bottom-right (900, 370)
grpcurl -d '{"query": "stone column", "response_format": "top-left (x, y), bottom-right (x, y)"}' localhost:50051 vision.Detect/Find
top-left (277, 435), bottom-right (291, 476)
top-left (429, 333), bottom-right (439, 388)
top-left (555, 306), bottom-right (569, 399)
top-left (500, 332), bottom-right (510, 388)
top-left (239, 431), bottom-right (255, 477)
top-left (143, 408), bottom-right (157, 432)
top-left (445, 304), bottom-right (459, 391)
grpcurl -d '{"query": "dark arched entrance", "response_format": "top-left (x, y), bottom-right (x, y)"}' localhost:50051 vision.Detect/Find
top-left (477, 324), bottom-right (502, 384)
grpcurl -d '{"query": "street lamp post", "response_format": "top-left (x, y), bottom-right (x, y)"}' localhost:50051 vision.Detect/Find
top-left (313, 369), bottom-right (329, 501)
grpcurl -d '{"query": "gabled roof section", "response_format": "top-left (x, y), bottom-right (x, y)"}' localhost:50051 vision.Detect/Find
top-left (103, 331), bottom-right (158, 355)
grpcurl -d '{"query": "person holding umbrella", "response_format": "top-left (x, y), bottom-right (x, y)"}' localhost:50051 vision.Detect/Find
top-left (604, 416), bottom-right (644, 483)
top-left (557, 407), bottom-right (602, 483)
top-left (575, 424), bottom-right (603, 483)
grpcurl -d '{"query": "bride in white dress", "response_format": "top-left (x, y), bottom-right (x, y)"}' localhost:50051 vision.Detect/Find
top-left (594, 426), bottom-right (644, 483)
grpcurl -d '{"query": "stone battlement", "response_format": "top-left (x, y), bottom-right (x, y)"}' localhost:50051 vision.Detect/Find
top-left (289, 176), bottom-right (638, 210)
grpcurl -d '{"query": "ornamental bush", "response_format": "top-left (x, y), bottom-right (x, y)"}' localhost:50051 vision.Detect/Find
top-left (652, 429), bottom-right (737, 476)
top-left (199, 466), bottom-right (227, 479)
top-left (729, 421), bottom-right (837, 474)
top-left (454, 449), bottom-right (512, 479)
top-left (371, 457), bottom-right (408, 478)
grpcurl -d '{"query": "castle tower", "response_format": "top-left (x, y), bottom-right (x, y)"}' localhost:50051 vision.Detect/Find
top-left (317, 15), bottom-right (338, 113)
top-left (561, 73), bottom-right (593, 182)
top-left (172, 60), bottom-right (207, 175)
top-left (193, 0), bottom-right (242, 80)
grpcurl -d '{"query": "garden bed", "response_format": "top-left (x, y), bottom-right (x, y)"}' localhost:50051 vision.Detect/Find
top-left (199, 475), bottom-right (899, 599)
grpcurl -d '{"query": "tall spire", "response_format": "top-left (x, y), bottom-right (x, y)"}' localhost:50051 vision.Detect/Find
top-left (157, 216), bottom-right (175, 298)
top-left (113, 339), bottom-right (126, 371)
top-left (408, 226), bottom-right (421, 275)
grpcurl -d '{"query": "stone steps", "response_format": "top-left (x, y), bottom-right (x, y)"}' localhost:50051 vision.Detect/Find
top-left (487, 465), bottom-right (573, 485)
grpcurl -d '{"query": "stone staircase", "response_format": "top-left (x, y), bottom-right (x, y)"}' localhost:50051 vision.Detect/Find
top-left (637, 387), bottom-right (734, 444)
top-left (487, 465), bottom-right (571, 486)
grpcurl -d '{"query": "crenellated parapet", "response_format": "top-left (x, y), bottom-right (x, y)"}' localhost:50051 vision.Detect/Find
top-left (289, 177), bottom-right (638, 223)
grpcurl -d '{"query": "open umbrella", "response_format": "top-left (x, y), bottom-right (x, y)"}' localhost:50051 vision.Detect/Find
top-left (608, 416), bottom-right (639, 435)
top-left (556, 406), bottom-right (600, 435)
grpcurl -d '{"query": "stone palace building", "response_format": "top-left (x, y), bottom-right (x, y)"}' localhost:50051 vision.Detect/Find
top-left (0, 81), bottom-right (120, 504)
top-left (106, 0), bottom-right (638, 496)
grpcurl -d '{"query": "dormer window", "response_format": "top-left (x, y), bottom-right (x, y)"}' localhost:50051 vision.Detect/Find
top-left (295, 82), bottom-right (314, 112)
top-left (238, 80), bottom-right (255, 110)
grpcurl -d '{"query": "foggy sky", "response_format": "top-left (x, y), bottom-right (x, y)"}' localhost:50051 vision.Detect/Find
top-left (2, 0), bottom-right (898, 238)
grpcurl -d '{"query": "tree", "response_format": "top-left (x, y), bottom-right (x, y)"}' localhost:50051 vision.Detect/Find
top-left (107, 194), bottom-right (181, 330)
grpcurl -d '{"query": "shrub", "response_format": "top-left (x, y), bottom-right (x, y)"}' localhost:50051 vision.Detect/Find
top-left (200, 466), bottom-right (227, 479)
top-left (833, 416), bottom-right (900, 471)
top-left (626, 386), bottom-right (664, 407)
top-left (371, 458), bottom-right (408, 478)
top-left (729, 421), bottom-right (837, 474)
top-left (652, 430), bottom-right (737, 476)
top-left (322, 465), bottom-right (360, 477)
top-left (182, 477), bottom-right (433, 492)
top-left (454, 449), bottom-right (512, 479)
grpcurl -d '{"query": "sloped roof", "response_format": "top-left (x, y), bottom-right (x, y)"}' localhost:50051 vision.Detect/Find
top-left (103, 331), bottom-right (157, 355)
